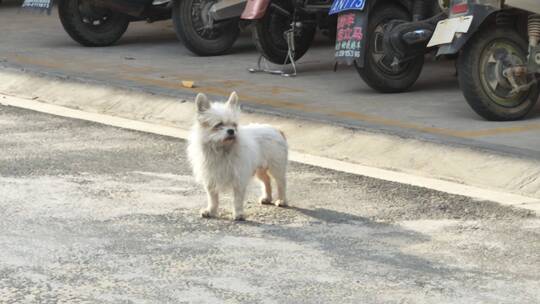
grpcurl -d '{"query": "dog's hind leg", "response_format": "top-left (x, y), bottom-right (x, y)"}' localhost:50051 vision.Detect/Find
top-left (256, 168), bottom-right (273, 205)
top-left (201, 187), bottom-right (219, 218)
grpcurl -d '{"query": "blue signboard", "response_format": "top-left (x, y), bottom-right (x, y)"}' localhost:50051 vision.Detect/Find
top-left (329, 0), bottom-right (366, 15)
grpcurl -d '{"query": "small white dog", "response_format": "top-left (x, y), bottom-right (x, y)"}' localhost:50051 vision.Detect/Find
top-left (187, 92), bottom-right (288, 221)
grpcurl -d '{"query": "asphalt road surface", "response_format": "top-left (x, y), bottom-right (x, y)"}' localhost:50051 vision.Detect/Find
top-left (0, 105), bottom-right (539, 303)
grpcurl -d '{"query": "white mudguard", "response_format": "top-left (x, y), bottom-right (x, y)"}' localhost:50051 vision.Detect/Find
top-left (427, 15), bottom-right (473, 47)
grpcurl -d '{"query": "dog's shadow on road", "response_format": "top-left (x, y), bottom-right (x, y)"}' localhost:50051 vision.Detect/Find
top-left (237, 205), bottom-right (468, 280)
top-left (284, 206), bottom-right (374, 224)
top-left (242, 205), bottom-right (386, 227)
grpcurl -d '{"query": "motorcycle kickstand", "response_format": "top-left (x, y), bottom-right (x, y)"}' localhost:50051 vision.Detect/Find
top-left (248, 27), bottom-right (298, 77)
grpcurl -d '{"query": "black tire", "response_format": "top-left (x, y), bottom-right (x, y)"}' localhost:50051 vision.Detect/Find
top-left (251, 0), bottom-right (316, 64)
top-left (356, 4), bottom-right (424, 93)
top-left (172, 0), bottom-right (240, 56)
top-left (458, 28), bottom-right (539, 121)
top-left (58, 0), bottom-right (129, 47)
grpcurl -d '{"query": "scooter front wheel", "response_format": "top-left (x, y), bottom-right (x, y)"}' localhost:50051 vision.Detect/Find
top-left (172, 0), bottom-right (240, 56)
top-left (356, 4), bottom-right (424, 93)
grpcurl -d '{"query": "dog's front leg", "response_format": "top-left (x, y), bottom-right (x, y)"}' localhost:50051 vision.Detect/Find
top-left (201, 187), bottom-right (219, 218)
top-left (232, 187), bottom-right (246, 221)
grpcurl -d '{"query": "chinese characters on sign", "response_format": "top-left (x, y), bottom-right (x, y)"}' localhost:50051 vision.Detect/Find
top-left (335, 12), bottom-right (366, 65)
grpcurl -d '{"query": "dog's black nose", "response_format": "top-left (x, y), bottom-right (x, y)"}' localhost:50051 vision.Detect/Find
top-left (227, 129), bottom-right (235, 136)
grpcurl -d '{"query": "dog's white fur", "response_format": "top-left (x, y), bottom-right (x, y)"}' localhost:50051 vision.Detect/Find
top-left (187, 92), bottom-right (288, 221)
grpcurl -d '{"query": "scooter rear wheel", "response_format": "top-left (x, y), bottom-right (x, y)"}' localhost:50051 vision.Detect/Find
top-left (457, 28), bottom-right (539, 121)
top-left (356, 4), bottom-right (424, 93)
top-left (251, 0), bottom-right (316, 64)
top-left (172, 0), bottom-right (240, 56)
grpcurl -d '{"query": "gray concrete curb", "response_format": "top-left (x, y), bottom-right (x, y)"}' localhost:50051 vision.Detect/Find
top-left (1, 68), bottom-right (539, 199)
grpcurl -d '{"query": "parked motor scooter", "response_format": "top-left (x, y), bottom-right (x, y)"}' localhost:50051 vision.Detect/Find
top-left (429, 0), bottom-right (539, 121)
top-left (330, 0), bottom-right (447, 92)
top-left (22, 0), bottom-right (245, 56)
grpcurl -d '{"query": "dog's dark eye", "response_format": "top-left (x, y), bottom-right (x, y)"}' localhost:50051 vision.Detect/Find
top-left (213, 122), bottom-right (224, 129)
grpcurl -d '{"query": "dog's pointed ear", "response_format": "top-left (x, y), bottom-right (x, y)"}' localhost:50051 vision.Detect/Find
top-left (195, 93), bottom-right (210, 113)
top-left (226, 91), bottom-right (239, 108)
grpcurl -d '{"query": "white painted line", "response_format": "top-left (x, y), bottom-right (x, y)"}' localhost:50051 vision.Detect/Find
top-left (2, 95), bottom-right (539, 213)
top-left (0, 95), bottom-right (190, 139)
top-left (290, 152), bottom-right (540, 210)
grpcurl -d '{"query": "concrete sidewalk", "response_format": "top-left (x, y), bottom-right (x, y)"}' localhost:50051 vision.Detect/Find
top-left (0, 3), bottom-right (539, 158)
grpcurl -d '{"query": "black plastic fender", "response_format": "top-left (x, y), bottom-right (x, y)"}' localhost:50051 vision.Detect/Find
top-left (336, 8), bottom-right (369, 66)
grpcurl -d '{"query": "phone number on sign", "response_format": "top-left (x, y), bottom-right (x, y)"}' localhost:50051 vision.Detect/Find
top-left (335, 50), bottom-right (361, 57)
